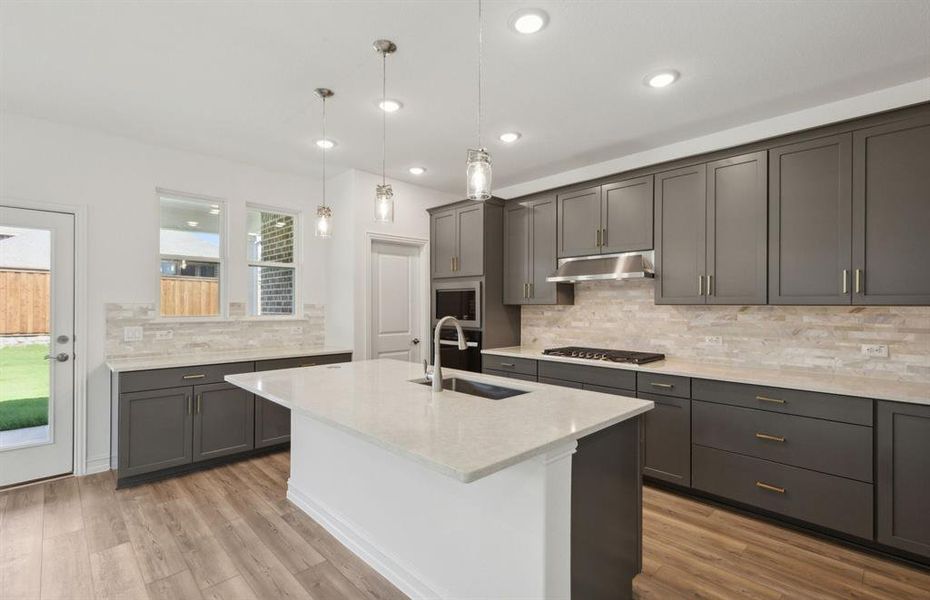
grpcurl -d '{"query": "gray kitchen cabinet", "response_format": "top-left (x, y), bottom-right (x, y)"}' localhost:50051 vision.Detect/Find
top-left (255, 399), bottom-right (291, 448)
top-left (769, 134), bottom-right (853, 304)
top-left (557, 186), bottom-right (602, 258)
top-left (192, 382), bottom-right (254, 462)
top-left (877, 401), bottom-right (930, 559)
top-left (852, 114), bottom-right (930, 305)
top-left (654, 164), bottom-right (706, 304)
top-left (431, 207), bottom-right (457, 278)
top-left (638, 391), bottom-right (691, 487)
top-left (601, 176), bottom-right (654, 254)
top-left (504, 195), bottom-right (573, 305)
top-left (705, 151), bottom-right (767, 305)
top-left (431, 203), bottom-right (485, 278)
top-left (118, 386), bottom-right (193, 478)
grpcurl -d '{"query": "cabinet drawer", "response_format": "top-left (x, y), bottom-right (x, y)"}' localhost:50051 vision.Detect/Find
top-left (538, 361), bottom-right (636, 390)
top-left (583, 383), bottom-right (636, 397)
top-left (483, 354), bottom-right (537, 376)
top-left (693, 400), bottom-right (873, 482)
top-left (120, 362), bottom-right (254, 393)
top-left (255, 353), bottom-right (351, 372)
top-left (538, 376), bottom-right (582, 389)
top-left (637, 372), bottom-right (690, 398)
top-left (692, 379), bottom-right (872, 426)
top-left (482, 368), bottom-right (537, 383)
top-left (693, 445), bottom-right (873, 539)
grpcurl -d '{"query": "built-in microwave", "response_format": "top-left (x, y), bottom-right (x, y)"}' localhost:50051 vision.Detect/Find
top-left (433, 279), bottom-right (481, 329)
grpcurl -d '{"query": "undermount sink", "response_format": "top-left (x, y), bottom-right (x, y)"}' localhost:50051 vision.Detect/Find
top-left (411, 377), bottom-right (528, 400)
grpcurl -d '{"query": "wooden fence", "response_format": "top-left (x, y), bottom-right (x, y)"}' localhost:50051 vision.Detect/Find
top-left (160, 276), bottom-right (220, 317)
top-left (0, 270), bottom-right (50, 335)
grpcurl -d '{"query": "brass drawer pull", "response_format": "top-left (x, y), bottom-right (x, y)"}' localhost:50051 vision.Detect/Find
top-left (755, 432), bottom-right (786, 443)
top-left (755, 481), bottom-right (786, 494)
top-left (499, 362), bottom-right (515, 368)
top-left (698, 275), bottom-right (704, 296)
top-left (842, 269), bottom-right (848, 294)
top-left (183, 374), bottom-right (206, 380)
top-left (855, 268), bottom-right (862, 294)
top-left (196, 393), bottom-right (202, 414)
top-left (755, 395), bottom-right (785, 404)
top-left (650, 382), bottom-right (674, 389)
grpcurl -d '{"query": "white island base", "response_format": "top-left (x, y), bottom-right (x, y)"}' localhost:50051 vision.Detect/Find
top-left (287, 412), bottom-right (576, 599)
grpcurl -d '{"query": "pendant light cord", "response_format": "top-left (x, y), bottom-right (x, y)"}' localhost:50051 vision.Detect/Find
top-left (477, 0), bottom-right (482, 149)
top-left (321, 95), bottom-right (327, 209)
top-left (382, 51), bottom-right (387, 186)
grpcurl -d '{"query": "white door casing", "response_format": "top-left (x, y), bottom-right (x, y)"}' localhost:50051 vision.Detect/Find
top-left (370, 241), bottom-right (421, 363)
top-left (0, 206), bottom-right (75, 486)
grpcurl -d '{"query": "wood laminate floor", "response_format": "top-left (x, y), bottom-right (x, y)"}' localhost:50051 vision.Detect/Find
top-left (1, 451), bottom-right (927, 600)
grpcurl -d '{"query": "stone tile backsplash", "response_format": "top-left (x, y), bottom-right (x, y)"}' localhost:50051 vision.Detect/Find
top-left (522, 280), bottom-right (930, 383)
top-left (106, 302), bottom-right (326, 358)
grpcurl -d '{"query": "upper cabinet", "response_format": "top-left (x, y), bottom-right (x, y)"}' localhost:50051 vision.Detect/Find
top-left (504, 195), bottom-right (573, 305)
top-left (557, 176), bottom-right (654, 258)
top-left (431, 203), bottom-right (485, 278)
top-left (852, 114), bottom-right (930, 305)
top-left (655, 152), bottom-right (767, 305)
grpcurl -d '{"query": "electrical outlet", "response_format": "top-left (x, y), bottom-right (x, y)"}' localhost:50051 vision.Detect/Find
top-left (290, 326), bottom-right (304, 335)
top-left (155, 330), bottom-right (174, 341)
top-left (123, 326), bottom-right (143, 342)
top-left (704, 336), bottom-right (723, 346)
top-left (861, 344), bottom-right (889, 358)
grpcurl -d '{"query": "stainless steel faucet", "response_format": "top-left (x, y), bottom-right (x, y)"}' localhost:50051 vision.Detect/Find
top-left (423, 316), bottom-right (467, 392)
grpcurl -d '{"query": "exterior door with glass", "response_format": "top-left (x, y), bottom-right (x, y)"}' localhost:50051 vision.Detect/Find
top-left (0, 206), bottom-right (75, 486)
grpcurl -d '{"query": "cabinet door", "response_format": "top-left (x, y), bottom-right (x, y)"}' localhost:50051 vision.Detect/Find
top-left (255, 397), bottom-right (291, 448)
top-left (853, 114), bottom-right (930, 305)
top-left (557, 186), bottom-right (602, 258)
top-left (431, 208), bottom-right (457, 278)
top-left (769, 135), bottom-right (853, 304)
top-left (502, 202), bottom-right (529, 305)
top-left (118, 386), bottom-right (192, 478)
top-left (455, 204), bottom-right (484, 277)
top-left (601, 175), bottom-right (654, 253)
top-left (192, 382), bottom-right (254, 462)
top-left (528, 195), bottom-right (560, 304)
top-left (655, 165), bottom-right (706, 304)
top-left (877, 401), bottom-right (930, 558)
top-left (706, 152), bottom-right (767, 305)
top-left (638, 392), bottom-right (691, 486)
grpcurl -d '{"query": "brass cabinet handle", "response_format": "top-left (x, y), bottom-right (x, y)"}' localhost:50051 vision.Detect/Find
top-left (524, 283), bottom-right (529, 299)
top-left (500, 362), bottom-right (515, 368)
top-left (595, 228), bottom-right (601, 247)
top-left (755, 395), bottom-right (785, 404)
top-left (196, 393), bottom-right (202, 414)
top-left (755, 432), bottom-right (786, 443)
top-left (698, 275), bottom-right (704, 296)
top-left (650, 382), bottom-right (674, 389)
top-left (529, 282), bottom-right (534, 298)
top-left (855, 268), bottom-right (862, 294)
top-left (187, 394), bottom-right (192, 415)
top-left (842, 269), bottom-right (848, 294)
top-left (756, 481), bottom-right (786, 494)
top-left (183, 374), bottom-right (205, 380)
top-left (450, 257), bottom-right (454, 272)
top-left (601, 228), bottom-right (607, 247)
top-left (707, 274), bottom-right (713, 296)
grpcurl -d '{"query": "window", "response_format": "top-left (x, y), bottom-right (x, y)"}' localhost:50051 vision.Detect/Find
top-left (159, 193), bottom-right (224, 317)
top-left (247, 207), bottom-right (297, 316)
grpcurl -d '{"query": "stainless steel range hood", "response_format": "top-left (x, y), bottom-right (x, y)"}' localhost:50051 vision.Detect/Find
top-left (546, 251), bottom-right (654, 283)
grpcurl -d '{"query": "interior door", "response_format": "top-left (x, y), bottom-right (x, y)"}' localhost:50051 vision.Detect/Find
top-left (371, 241), bottom-right (422, 362)
top-left (0, 206), bottom-right (75, 486)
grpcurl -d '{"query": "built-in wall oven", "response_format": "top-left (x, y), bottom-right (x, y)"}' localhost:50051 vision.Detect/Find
top-left (433, 279), bottom-right (481, 329)
top-left (432, 328), bottom-right (482, 373)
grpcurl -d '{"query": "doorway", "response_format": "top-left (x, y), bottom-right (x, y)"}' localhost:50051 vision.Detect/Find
top-left (369, 238), bottom-right (426, 363)
top-left (0, 206), bottom-right (75, 486)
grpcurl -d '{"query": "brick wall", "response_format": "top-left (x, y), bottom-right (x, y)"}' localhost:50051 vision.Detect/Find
top-left (258, 214), bottom-right (294, 315)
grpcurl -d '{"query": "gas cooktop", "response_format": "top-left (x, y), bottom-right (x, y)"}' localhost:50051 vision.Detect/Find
top-left (542, 346), bottom-right (665, 365)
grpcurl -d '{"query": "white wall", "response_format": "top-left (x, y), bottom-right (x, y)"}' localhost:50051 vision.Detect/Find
top-left (0, 112), bottom-right (328, 471)
top-left (324, 169), bottom-right (459, 356)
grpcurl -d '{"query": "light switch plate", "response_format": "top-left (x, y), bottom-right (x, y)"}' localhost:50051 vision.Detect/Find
top-left (155, 330), bottom-right (173, 341)
top-left (861, 344), bottom-right (889, 358)
top-left (123, 326), bottom-right (143, 342)
top-left (704, 336), bottom-right (723, 346)
top-left (290, 326), bottom-right (303, 335)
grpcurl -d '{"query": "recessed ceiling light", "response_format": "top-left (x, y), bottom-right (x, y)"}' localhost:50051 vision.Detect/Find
top-left (408, 167), bottom-right (426, 175)
top-left (186, 221), bottom-right (199, 228)
top-left (316, 139), bottom-right (336, 149)
top-left (379, 99), bottom-right (402, 113)
top-left (645, 70), bottom-right (680, 88)
top-left (510, 9), bottom-right (549, 34)
top-left (499, 132), bottom-right (521, 143)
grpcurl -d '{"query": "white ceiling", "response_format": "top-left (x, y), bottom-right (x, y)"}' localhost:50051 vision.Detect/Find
top-left (2, 1), bottom-right (928, 197)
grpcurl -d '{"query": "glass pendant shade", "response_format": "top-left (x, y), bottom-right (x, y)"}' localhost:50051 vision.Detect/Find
top-left (374, 184), bottom-right (394, 223)
top-left (466, 148), bottom-right (492, 201)
top-left (315, 205), bottom-right (332, 238)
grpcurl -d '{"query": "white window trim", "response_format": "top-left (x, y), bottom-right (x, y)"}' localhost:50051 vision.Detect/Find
top-left (156, 189), bottom-right (228, 320)
top-left (246, 203), bottom-right (300, 318)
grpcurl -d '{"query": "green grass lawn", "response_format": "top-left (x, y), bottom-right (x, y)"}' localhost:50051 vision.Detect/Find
top-left (0, 343), bottom-right (49, 431)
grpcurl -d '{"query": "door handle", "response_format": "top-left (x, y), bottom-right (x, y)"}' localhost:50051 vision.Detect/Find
top-left (595, 228), bottom-right (601, 247)
top-left (412, 338), bottom-right (420, 345)
top-left (842, 269), bottom-right (848, 295)
top-left (698, 275), bottom-right (704, 296)
top-left (44, 352), bottom-right (70, 362)
top-left (855, 269), bottom-right (862, 294)
top-left (707, 274), bottom-right (713, 296)
top-left (196, 393), bottom-right (202, 414)
top-left (601, 228), bottom-right (607, 247)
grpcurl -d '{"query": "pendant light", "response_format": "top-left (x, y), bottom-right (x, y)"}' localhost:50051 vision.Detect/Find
top-left (314, 87), bottom-right (334, 238)
top-left (465, 0), bottom-right (491, 201)
top-left (373, 39), bottom-right (397, 223)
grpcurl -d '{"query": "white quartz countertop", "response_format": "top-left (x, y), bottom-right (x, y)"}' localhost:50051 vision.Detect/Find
top-left (225, 358), bottom-right (653, 483)
top-left (483, 347), bottom-right (930, 406)
top-left (106, 346), bottom-right (353, 373)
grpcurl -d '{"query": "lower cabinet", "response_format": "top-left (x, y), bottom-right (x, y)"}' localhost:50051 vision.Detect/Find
top-left (255, 398), bottom-right (291, 448)
top-left (877, 401), bottom-right (930, 559)
top-left (638, 392), bottom-right (691, 487)
top-left (118, 386), bottom-right (193, 479)
top-left (193, 383), bottom-right (254, 461)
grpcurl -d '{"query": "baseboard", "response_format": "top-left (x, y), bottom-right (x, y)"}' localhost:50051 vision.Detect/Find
top-left (286, 484), bottom-right (441, 599)
top-left (85, 455), bottom-right (111, 475)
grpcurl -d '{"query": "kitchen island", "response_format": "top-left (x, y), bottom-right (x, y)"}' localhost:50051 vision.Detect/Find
top-left (226, 358), bottom-right (653, 600)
